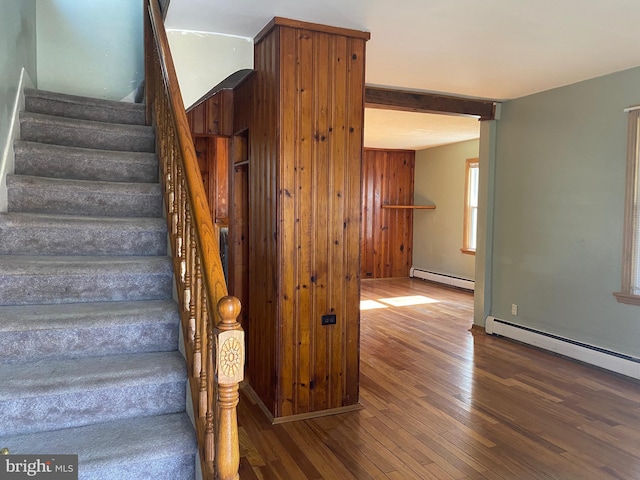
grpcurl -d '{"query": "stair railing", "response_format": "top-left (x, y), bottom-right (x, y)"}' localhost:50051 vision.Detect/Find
top-left (143, 1), bottom-right (244, 479)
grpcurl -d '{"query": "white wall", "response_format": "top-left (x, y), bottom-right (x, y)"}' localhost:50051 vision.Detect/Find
top-left (0, 0), bottom-right (36, 211)
top-left (413, 139), bottom-right (479, 281)
top-left (166, 30), bottom-right (253, 109)
top-left (36, 0), bottom-right (143, 101)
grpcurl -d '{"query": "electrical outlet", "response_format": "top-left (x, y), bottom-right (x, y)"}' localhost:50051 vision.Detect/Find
top-left (511, 304), bottom-right (518, 316)
top-left (321, 314), bottom-right (337, 326)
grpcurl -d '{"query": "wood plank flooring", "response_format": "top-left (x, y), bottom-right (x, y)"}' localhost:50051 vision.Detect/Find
top-left (238, 278), bottom-right (640, 479)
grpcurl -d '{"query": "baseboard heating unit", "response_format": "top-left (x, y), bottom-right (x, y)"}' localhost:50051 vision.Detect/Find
top-left (485, 316), bottom-right (640, 380)
top-left (410, 268), bottom-right (474, 291)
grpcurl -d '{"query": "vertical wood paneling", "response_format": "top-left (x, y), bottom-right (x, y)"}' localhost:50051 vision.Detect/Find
top-left (193, 136), bottom-right (210, 199)
top-left (214, 137), bottom-right (229, 222)
top-left (279, 25), bottom-right (299, 417)
top-left (278, 27), bottom-right (366, 416)
top-left (361, 148), bottom-right (415, 279)
top-left (187, 90), bottom-right (234, 136)
top-left (245, 30), bottom-right (279, 414)
top-left (230, 163), bottom-right (249, 330)
top-left (311, 32), bottom-right (331, 413)
top-left (329, 34), bottom-right (348, 409)
top-left (344, 36), bottom-right (366, 405)
top-left (190, 135), bottom-right (229, 224)
top-left (228, 134), bottom-right (249, 335)
top-left (239, 18), bottom-right (368, 419)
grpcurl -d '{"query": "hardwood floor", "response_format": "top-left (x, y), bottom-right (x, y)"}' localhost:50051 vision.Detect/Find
top-left (238, 278), bottom-right (640, 479)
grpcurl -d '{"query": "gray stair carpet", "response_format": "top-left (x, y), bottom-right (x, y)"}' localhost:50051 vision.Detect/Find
top-left (0, 88), bottom-right (196, 479)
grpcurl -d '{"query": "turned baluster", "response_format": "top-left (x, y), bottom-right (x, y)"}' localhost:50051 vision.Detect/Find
top-left (199, 292), bottom-right (209, 418)
top-left (193, 253), bottom-right (203, 381)
top-left (205, 295), bottom-right (216, 463)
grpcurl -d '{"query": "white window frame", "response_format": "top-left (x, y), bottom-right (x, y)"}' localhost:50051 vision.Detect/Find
top-left (461, 158), bottom-right (479, 255)
top-left (614, 108), bottom-right (640, 305)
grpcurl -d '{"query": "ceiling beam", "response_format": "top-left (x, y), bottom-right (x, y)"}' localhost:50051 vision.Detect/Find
top-left (365, 86), bottom-right (496, 120)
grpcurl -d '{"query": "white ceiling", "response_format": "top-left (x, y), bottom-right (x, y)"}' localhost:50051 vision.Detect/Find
top-left (364, 110), bottom-right (481, 150)
top-left (166, 0), bottom-right (640, 149)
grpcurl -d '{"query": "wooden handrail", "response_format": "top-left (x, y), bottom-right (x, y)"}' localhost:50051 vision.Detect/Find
top-left (143, 1), bottom-right (244, 479)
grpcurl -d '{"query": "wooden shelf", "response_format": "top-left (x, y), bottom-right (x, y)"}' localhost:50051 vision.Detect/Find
top-left (382, 205), bottom-right (436, 210)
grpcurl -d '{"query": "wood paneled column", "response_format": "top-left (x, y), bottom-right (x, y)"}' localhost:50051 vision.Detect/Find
top-left (237, 17), bottom-right (369, 420)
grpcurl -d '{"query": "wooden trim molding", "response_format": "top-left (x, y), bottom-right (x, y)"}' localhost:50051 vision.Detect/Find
top-left (613, 292), bottom-right (640, 306)
top-left (469, 324), bottom-right (486, 335)
top-left (271, 405), bottom-right (364, 424)
top-left (255, 16), bottom-right (371, 43)
top-left (187, 69), bottom-right (254, 113)
top-left (241, 383), bottom-right (364, 424)
top-left (614, 109), bottom-right (640, 305)
top-left (365, 86), bottom-right (496, 120)
top-left (462, 158), bottom-right (479, 254)
top-left (382, 205), bottom-right (435, 210)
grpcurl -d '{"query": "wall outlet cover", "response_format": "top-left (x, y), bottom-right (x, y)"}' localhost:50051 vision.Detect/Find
top-left (321, 314), bottom-right (337, 325)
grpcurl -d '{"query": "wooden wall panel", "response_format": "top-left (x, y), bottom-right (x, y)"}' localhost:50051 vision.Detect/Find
top-left (361, 148), bottom-right (415, 279)
top-left (191, 135), bottom-right (229, 224)
top-left (276, 25), bottom-right (366, 417)
top-left (237, 18), bottom-right (368, 419)
top-left (230, 163), bottom-right (249, 329)
top-left (187, 89), bottom-right (233, 136)
top-left (232, 78), bottom-right (253, 135)
top-left (243, 29), bottom-right (279, 414)
top-left (343, 35), bottom-right (366, 406)
top-left (214, 137), bottom-right (229, 222)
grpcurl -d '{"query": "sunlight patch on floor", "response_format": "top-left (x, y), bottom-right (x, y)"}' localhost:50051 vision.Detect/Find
top-left (361, 295), bottom-right (440, 310)
top-left (360, 299), bottom-right (389, 310)
top-left (377, 295), bottom-right (440, 307)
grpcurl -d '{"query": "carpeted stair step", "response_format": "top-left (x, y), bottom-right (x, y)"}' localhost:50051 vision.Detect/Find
top-left (14, 141), bottom-right (158, 183)
top-left (0, 213), bottom-right (166, 256)
top-left (0, 351), bottom-right (187, 436)
top-left (24, 88), bottom-right (146, 125)
top-left (0, 255), bottom-right (172, 306)
top-left (0, 300), bottom-right (179, 363)
top-left (0, 413), bottom-right (196, 479)
top-left (1, 88), bottom-right (197, 478)
top-left (6, 175), bottom-right (162, 217)
top-left (20, 112), bottom-right (155, 152)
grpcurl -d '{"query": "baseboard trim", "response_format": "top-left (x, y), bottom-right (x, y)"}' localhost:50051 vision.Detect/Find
top-left (271, 404), bottom-right (363, 424)
top-left (469, 324), bottom-right (485, 335)
top-left (241, 383), bottom-right (363, 424)
top-left (410, 267), bottom-right (474, 291)
top-left (486, 316), bottom-right (640, 380)
top-left (1, 67), bottom-right (34, 212)
top-left (240, 383), bottom-right (275, 424)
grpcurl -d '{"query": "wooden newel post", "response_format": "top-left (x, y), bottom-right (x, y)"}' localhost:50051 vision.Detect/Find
top-left (215, 296), bottom-right (244, 480)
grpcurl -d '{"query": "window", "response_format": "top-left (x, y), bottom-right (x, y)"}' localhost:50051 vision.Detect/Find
top-left (615, 108), bottom-right (640, 305)
top-left (461, 158), bottom-right (479, 255)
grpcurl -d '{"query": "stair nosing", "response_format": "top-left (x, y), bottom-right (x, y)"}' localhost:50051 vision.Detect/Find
top-left (0, 413), bottom-right (196, 462)
top-left (25, 88), bottom-right (146, 112)
top-left (14, 140), bottom-right (158, 167)
top-left (20, 111), bottom-right (154, 133)
top-left (0, 300), bottom-right (179, 332)
top-left (0, 212), bottom-right (166, 229)
top-left (0, 351), bottom-right (186, 400)
top-left (7, 174), bottom-right (161, 193)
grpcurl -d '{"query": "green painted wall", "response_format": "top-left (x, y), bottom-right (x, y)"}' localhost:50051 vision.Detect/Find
top-left (491, 66), bottom-right (640, 357)
top-left (36, 0), bottom-right (143, 100)
top-left (0, 0), bottom-right (36, 144)
top-left (0, 0), bottom-right (36, 211)
top-left (413, 139), bottom-right (479, 281)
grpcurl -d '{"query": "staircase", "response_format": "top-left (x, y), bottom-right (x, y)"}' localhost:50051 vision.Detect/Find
top-left (0, 89), bottom-right (197, 479)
